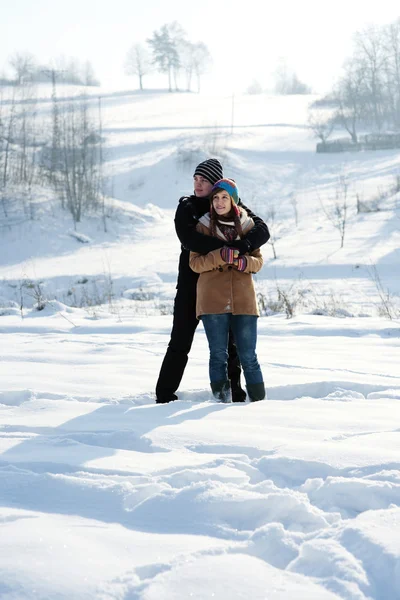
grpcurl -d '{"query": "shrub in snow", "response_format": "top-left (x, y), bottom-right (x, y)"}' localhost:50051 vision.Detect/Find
top-left (143, 203), bottom-right (165, 220)
top-left (123, 288), bottom-right (157, 301)
top-left (18, 279), bottom-right (47, 311)
top-left (368, 265), bottom-right (400, 320)
top-left (176, 146), bottom-right (202, 170)
top-left (311, 307), bottom-right (354, 318)
top-left (68, 230), bottom-right (92, 243)
top-left (128, 177), bottom-right (145, 191)
top-left (0, 299), bottom-right (20, 316)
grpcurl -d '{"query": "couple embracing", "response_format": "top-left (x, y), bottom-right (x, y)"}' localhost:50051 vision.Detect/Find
top-left (156, 158), bottom-right (270, 404)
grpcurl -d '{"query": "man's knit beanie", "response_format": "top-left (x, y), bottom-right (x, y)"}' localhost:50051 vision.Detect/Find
top-left (193, 158), bottom-right (223, 185)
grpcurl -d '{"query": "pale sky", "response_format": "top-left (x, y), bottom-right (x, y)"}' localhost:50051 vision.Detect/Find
top-left (2, 0), bottom-right (400, 93)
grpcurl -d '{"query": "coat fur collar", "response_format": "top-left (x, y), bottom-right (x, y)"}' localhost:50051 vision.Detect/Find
top-left (198, 209), bottom-right (253, 241)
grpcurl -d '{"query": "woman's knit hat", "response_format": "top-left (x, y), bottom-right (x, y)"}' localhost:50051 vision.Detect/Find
top-left (211, 178), bottom-right (239, 212)
top-left (193, 158), bottom-right (223, 185)
top-left (210, 178), bottom-right (243, 238)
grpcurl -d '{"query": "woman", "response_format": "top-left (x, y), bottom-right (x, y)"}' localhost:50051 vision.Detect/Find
top-left (189, 178), bottom-right (265, 402)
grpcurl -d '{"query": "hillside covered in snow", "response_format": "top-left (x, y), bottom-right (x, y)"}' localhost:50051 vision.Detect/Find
top-left (0, 85), bottom-right (399, 599)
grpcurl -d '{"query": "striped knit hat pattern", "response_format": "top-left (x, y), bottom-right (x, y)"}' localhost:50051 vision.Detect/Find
top-left (210, 178), bottom-right (243, 239)
top-left (211, 178), bottom-right (239, 207)
top-left (193, 158), bottom-right (223, 185)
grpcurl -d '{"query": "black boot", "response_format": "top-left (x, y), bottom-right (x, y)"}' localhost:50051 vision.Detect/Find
top-left (227, 332), bottom-right (246, 402)
top-left (247, 383), bottom-right (266, 402)
top-left (231, 381), bottom-right (247, 402)
top-left (211, 380), bottom-right (231, 403)
top-left (156, 393), bottom-right (178, 404)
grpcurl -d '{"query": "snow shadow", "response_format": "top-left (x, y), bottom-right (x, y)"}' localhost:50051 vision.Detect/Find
top-left (0, 398), bottom-right (248, 534)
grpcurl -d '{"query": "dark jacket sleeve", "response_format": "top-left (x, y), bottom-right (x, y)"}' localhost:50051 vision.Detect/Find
top-left (174, 198), bottom-right (225, 254)
top-left (238, 201), bottom-right (270, 250)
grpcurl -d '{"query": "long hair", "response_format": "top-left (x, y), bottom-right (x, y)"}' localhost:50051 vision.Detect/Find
top-left (210, 189), bottom-right (243, 239)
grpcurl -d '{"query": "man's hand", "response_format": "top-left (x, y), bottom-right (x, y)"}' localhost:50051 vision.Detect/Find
top-left (231, 239), bottom-right (251, 256)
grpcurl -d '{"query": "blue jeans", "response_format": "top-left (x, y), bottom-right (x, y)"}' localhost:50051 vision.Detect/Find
top-left (201, 314), bottom-right (264, 387)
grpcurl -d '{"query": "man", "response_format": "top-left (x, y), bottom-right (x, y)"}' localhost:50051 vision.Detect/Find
top-left (155, 158), bottom-right (270, 404)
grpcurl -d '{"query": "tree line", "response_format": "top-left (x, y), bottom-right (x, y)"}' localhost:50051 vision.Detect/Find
top-left (310, 18), bottom-right (400, 145)
top-left (124, 21), bottom-right (211, 92)
top-left (0, 82), bottom-right (106, 229)
top-left (4, 52), bottom-right (100, 87)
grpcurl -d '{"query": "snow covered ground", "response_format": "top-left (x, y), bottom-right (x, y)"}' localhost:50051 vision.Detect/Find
top-left (0, 86), bottom-right (400, 599)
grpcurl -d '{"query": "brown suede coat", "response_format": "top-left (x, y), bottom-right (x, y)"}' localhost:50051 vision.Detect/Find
top-left (189, 211), bottom-right (263, 318)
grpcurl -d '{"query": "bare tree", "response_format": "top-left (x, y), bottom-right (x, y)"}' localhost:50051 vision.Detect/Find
top-left (289, 192), bottom-right (298, 227)
top-left (265, 203), bottom-right (278, 259)
top-left (320, 175), bottom-right (349, 248)
top-left (66, 57), bottom-right (81, 85)
top-left (353, 26), bottom-right (386, 130)
top-left (273, 58), bottom-right (289, 94)
top-left (8, 52), bottom-right (36, 85)
top-left (368, 264), bottom-right (400, 319)
top-left (15, 84), bottom-right (38, 186)
top-left (333, 60), bottom-right (365, 143)
top-left (83, 61), bottom-right (99, 87)
top-left (168, 22), bottom-right (186, 91)
top-left (41, 69), bottom-right (65, 192)
top-left (0, 90), bottom-right (7, 218)
top-left (61, 101), bottom-right (85, 224)
top-left (48, 56), bottom-right (99, 86)
top-left (58, 95), bottom-right (102, 226)
top-left (178, 40), bottom-right (195, 91)
top-left (308, 108), bottom-right (335, 147)
top-left (0, 89), bottom-right (4, 187)
top-left (192, 42), bottom-right (211, 93)
top-left (1, 89), bottom-right (17, 190)
top-left (247, 80), bottom-right (263, 95)
top-left (274, 58), bottom-right (311, 95)
top-left (0, 84), bottom-right (40, 221)
top-left (383, 19), bottom-right (400, 129)
top-left (324, 21), bottom-right (400, 135)
top-left (125, 44), bottom-right (152, 90)
top-left (98, 96), bottom-right (107, 232)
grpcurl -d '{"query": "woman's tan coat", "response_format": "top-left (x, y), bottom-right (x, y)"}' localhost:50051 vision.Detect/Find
top-left (189, 211), bottom-right (263, 318)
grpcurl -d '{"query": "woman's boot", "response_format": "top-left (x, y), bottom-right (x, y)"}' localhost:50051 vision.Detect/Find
top-left (247, 382), bottom-right (266, 402)
top-left (211, 380), bottom-right (231, 402)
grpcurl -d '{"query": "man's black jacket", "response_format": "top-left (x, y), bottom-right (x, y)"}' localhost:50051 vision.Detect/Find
top-left (174, 194), bottom-right (270, 289)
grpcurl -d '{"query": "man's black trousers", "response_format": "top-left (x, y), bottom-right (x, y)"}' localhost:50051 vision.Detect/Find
top-left (156, 283), bottom-right (242, 402)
